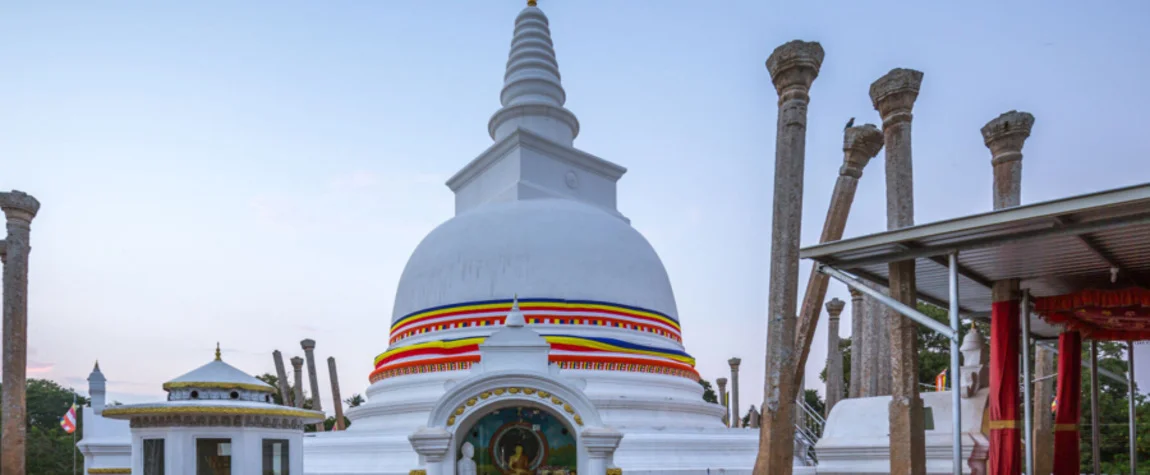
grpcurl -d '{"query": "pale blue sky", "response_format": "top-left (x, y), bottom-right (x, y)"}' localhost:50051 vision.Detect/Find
top-left (1, 1), bottom-right (1148, 416)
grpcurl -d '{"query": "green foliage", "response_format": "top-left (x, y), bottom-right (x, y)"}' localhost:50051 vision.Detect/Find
top-left (344, 393), bottom-right (365, 408)
top-left (256, 373), bottom-right (355, 431)
top-left (698, 379), bottom-right (719, 404)
top-left (1079, 342), bottom-right (1150, 473)
top-left (0, 378), bottom-right (89, 475)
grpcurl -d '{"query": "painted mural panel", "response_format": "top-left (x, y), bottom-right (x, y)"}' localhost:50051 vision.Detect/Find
top-left (460, 406), bottom-right (577, 475)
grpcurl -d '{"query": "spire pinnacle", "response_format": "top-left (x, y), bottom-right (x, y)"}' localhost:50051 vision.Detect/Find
top-left (488, 2), bottom-right (580, 145)
top-left (505, 295), bottom-right (526, 327)
top-left (215, 342), bottom-right (222, 361)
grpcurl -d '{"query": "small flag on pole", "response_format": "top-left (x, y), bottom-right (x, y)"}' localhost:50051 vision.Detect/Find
top-left (59, 404), bottom-right (78, 434)
top-left (934, 369), bottom-right (947, 392)
top-left (1051, 397), bottom-right (1057, 414)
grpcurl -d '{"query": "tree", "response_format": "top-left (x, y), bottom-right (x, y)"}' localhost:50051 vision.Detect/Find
top-left (0, 378), bottom-right (89, 475)
top-left (256, 373), bottom-right (287, 405)
top-left (698, 379), bottom-right (718, 404)
top-left (344, 394), bottom-right (365, 408)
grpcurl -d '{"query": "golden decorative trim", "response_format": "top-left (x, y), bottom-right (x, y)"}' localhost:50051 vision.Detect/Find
top-left (89, 469), bottom-right (132, 474)
top-left (444, 386), bottom-right (584, 427)
top-left (606, 469), bottom-right (622, 475)
top-left (409, 470), bottom-right (427, 475)
top-left (162, 381), bottom-right (275, 393)
top-left (101, 405), bottom-right (322, 420)
top-left (1054, 423), bottom-right (1079, 432)
top-left (988, 419), bottom-right (1019, 430)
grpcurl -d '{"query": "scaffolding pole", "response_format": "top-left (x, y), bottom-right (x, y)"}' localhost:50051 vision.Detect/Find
top-left (947, 253), bottom-right (962, 475)
top-left (1091, 340), bottom-right (1101, 475)
top-left (1020, 290), bottom-right (1033, 475)
top-left (1128, 340), bottom-right (1137, 475)
top-left (815, 265), bottom-right (959, 342)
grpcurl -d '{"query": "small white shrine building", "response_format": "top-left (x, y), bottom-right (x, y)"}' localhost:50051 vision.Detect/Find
top-left (99, 346), bottom-right (325, 474)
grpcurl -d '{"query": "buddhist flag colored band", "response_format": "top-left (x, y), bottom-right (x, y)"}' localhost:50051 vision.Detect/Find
top-left (934, 369), bottom-right (947, 392)
top-left (60, 404), bottom-right (78, 434)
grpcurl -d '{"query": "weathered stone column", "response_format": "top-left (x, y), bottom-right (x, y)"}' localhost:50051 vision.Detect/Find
top-left (0, 190), bottom-right (40, 475)
top-left (717, 377), bottom-right (730, 427)
top-left (981, 110), bottom-right (1034, 474)
top-left (1033, 346), bottom-right (1055, 475)
top-left (825, 298), bottom-right (846, 414)
top-left (792, 124), bottom-right (883, 400)
top-left (728, 357), bottom-right (742, 428)
top-left (872, 290), bottom-right (892, 396)
top-left (327, 357), bottom-right (346, 431)
top-left (290, 356), bottom-right (305, 409)
top-left (273, 350), bottom-right (294, 406)
top-left (870, 68), bottom-right (926, 475)
top-left (848, 289), bottom-right (864, 398)
top-left (755, 39), bottom-right (823, 475)
top-left (301, 339), bottom-right (325, 431)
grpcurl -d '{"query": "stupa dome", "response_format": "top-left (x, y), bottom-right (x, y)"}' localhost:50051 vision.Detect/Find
top-left (391, 198), bottom-right (679, 323)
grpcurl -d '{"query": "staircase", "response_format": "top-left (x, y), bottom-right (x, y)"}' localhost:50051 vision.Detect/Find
top-left (793, 397), bottom-right (825, 466)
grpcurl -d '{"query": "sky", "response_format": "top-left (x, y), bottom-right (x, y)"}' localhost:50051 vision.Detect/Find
top-left (1, 1), bottom-right (1149, 418)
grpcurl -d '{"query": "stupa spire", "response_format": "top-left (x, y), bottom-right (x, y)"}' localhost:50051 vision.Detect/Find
top-left (487, 1), bottom-right (580, 146)
top-left (505, 295), bottom-right (526, 328)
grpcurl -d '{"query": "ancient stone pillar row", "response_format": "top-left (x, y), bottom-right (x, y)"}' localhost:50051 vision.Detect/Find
top-left (848, 289), bottom-right (864, 398)
top-left (870, 68), bottom-right (926, 475)
top-left (327, 357), bottom-right (346, 431)
top-left (754, 39), bottom-right (823, 475)
top-left (717, 377), bottom-right (730, 427)
top-left (290, 356), bottom-right (306, 409)
top-left (1033, 346), bottom-right (1055, 475)
top-left (728, 358), bottom-right (742, 428)
top-left (981, 110), bottom-right (1034, 475)
top-left (0, 190), bottom-right (40, 475)
top-left (273, 350), bottom-right (294, 406)
top-left (791, 123), bottom-right (884, 402)
top-left (825, 298), bottom-right (846, 415)
top-left (301, 339), bottom-right (325, 431)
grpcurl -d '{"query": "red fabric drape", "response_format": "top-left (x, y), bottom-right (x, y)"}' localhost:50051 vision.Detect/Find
top-left (1034, 287), bottom-right (1150, 341)
top-left (1052, 331), bottom-right (1082, 475)
top-left (988, 300), bottom-right (1021, 475)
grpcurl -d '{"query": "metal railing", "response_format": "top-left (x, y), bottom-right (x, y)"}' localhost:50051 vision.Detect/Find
top-left (793, 397), bottom-right (825, 466)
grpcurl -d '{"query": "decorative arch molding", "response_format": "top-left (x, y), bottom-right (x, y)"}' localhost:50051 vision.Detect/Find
top-left (428, 370), bottom-right (601, 431)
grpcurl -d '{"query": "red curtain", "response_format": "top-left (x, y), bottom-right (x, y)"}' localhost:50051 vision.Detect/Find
top-left (1052, 331), bottom-right (1082, 475)
top-left (988, 300), bottom-right (1021, 475)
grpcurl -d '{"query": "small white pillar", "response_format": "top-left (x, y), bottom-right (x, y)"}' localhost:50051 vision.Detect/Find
top-left (408, 427), bottom-right (452, 475)
top-left (582, 427), bottom-right (623, 475)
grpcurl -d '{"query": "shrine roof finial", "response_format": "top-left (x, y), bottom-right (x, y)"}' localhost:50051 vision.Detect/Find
top-left (215, 342), bottom-right (222, 361)
top-left (527, 0), bottom-right (537, 6)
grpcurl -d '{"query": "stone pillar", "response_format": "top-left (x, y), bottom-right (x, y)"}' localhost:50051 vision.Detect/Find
top-left (273, 350), bottom-right (294, 406)
top-left (327, 357), bottom-right (347, 430)
top-left (301, 339), bottom-right (325, 431)
top-left (872, 290), bottom-right (892, 396)
top-left (870, 68), bottom-right (926, 475)
top-left (88, 361), bottom-right (107, 415)
top-left (755, 39), bottom-right (823, 475)
top-left (290, 356), bottom-right (305, 409)
top-left (748, 405), bottom-right (762, 428)
top-left (728, 358), bottom-right (742, 428)
top-left (0, 190), bottom-right (40, 475)
top-left (848, 289), bottom-right (864, 398)
top-left (792, 124), bottom-right (884, 400)
top-left (982, 110), bottom-right (1034, 475)
top-left (825, 298), bottom-right (846, 414)
top-left (1033, 346), bottom-right (1055, 475)
top-left (717, 377), bottom-right (730, 427)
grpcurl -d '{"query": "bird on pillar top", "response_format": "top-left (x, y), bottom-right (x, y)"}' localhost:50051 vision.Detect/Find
top-left (845, 117), bottom-right (855, 129)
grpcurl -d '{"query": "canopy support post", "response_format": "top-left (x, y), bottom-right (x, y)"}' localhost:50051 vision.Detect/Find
top-left (1020, 290), bottom-right (1033, 475)
top-left (948, 253), bottom-right (962, 475)
top-left (815, 264), bottom-right (958, 342)
top-left (1128, 340), bottom-right (1137, 475)
top-left (1090, 340), bottom-right (1101, 475)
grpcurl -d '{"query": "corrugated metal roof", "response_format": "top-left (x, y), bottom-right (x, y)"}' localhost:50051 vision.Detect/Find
top-left (799, 183), bottom-right (1150, 337)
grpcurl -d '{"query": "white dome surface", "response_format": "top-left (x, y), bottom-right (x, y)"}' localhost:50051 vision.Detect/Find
top-left (392, 198), bottom-right (679, 323)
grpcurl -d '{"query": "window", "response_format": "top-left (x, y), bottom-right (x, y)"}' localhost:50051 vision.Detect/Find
top-left (262, 439), bottom-right (290, 475)
top-left (143, 438), bottom-right (164, 475)
top-left (196, 438), bottom-right (232, 475)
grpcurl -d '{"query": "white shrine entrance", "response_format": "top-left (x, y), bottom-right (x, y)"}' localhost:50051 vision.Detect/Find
top-left (407, 300), bottom-right (623, 475)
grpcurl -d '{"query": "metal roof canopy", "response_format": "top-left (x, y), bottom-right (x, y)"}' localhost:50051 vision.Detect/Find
top-left (800, 183), bottom-right (1150, 338)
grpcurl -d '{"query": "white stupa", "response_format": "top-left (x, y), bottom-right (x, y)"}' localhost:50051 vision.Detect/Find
top-left (303, 3), bottom-right (768, 474)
